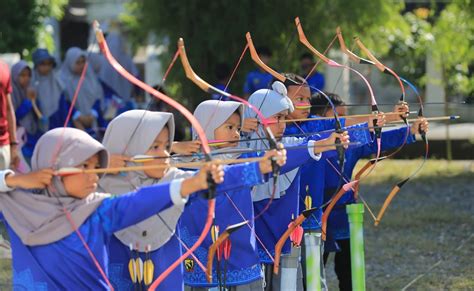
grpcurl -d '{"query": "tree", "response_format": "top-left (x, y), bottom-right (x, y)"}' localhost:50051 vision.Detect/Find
top-left (383, 0), bottom-right (473, 100)
top-left (432, 0), bottom-right (473, 99)
top-left (0, 0), bottom-right (67, 55)
top-left (124, 0), bottom-right (407, 105)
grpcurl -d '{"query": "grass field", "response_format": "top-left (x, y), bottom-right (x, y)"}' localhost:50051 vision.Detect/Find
top-left (1, 159), bottom-right (473, 289)
top-left (325, 159), bottom-right (473, 290)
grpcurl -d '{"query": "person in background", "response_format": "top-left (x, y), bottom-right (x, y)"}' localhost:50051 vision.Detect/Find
top-left (312, 92), bottom-right (428, 291)
top-left (31, 49), bottom-right (68, 131)
top-left (211, 63), bottom-right (231, 101)
top-left (243, 46), bottom-right (274, 98)
top-left (60, 47), bottom-right (105, 137)
top-left (10, 61), bottom-right (40, 162)
top-left (0, 59), bottom-right (18, 260)
top-left (99, 31), bottom-right (139, 117)
top-left (0, 60), bottom-right (18, 169)
top-left (300, 53), bottom-right (325, 94)
top-left (0, 127), bottom-right (225, 289)
top-left (149, 85), bottom-right (188, 141)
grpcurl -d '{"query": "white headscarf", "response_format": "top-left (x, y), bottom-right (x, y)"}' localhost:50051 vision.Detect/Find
top-left (174, 100), bottom-right (251, 164)
top-left (244, 83), bottom-right (302, 202)
top-left (0, 128), bottom-right (109, 245)
top-left (100, 110), bottom-right (190, 252)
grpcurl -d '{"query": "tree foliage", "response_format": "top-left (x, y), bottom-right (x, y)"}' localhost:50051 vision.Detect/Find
top-left (382, 0), bottom-right (473, 99)
top-left (0, 0), bottom-right (67, 55)
top-left (125, 0), bottom-right (407, 104)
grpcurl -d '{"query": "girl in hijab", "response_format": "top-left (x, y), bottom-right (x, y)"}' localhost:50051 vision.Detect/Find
top-left (10, 61), bottom-right (41, 161)
top-left (31, 48), bottom-right (69, 131)
top-left (60, 47), bottom-right (105, 136)
top-left (281, 74), bottom-right (373, 290)
top-left (99, 109), bottom-right (282, 290)
top-left (0, 127), bottom-right (224, 289)
top-left (175, 100), bottom-right (285, 290)
top-left (243, 82), bottom-right (350, 290)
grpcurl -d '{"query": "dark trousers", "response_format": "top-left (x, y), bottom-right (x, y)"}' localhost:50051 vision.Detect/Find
top-left (323, 239), bottom-right (351, 291)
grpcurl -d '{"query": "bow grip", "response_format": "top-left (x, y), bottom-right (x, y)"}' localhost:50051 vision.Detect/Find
top-left (371, 105), bottom-right (382, 139)
top-left (417, 108), bottom-right (427, 142)
top-left (335, 133), bottom-right (345, 168)
top-left (265, 127), bottom-right (281, 178)
top-left (204, 154), bottom-right (216, 200)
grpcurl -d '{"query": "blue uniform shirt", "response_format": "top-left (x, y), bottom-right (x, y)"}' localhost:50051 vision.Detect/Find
top-left (2, 182), bottom-right (178, 290)
top-left (179, 162), bottom-right (265, 287)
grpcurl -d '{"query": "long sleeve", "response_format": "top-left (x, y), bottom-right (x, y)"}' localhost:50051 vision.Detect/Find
top-left (97, 181), bottom-right (182, 234)
top-left (198, 161), bottom-right (265, 194)
top-left (15, 99), bottom-right (33, 120)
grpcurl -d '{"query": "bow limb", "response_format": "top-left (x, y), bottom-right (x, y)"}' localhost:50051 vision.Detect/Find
top-left (354, 36), bottom-right (411, 145)
top-left (95, 27), bottom-right (212, 156)
top-left (206, 221), bottom-right (247, 283)
top-left (295, 18), bottom-right (378, 108)
top-left (321, 186), bottom-right (352, 241)
top-left (179, 36), bottom-right (281, 220)
top-left (177, 37), bottom-right (281, 272)
top-left (273, 207), bottom-right (317, 274)
top-left (374, 79), bottom-right (429, 226)
top-left (246, 32), bottom-right (301, 218)
top-left (294, 19), bottom-right (384, 226)
top-left (177, 38), bottom-right (277, 142)
top-left (336, 26), bottom-right (374, 65)
top-left (339, 31), bottom-right (430, 224)
top-left (94, 23), bottom-right (216, 290)
top-left (249, 31), bottom-right (360, 239)
top-left (354, 37), bottom-right (406, 101)
top-left (294, 18), bottom-right (382, 167)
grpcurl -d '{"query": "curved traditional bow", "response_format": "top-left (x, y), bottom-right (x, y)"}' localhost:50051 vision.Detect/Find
top-left (94, 23), bottom-right (217, 290)
top-left (44, 32), bottom-right (116, 290)
top-left (337, 27), bottom-right (430, 225)
top-left (295, 17), bottom-right (382, 178)
top-left (177, 38), bottom-right (279, 147)
top-left (273, 207), bottom-right (317, 274)
top-left (178, 36), bottom-right (283, 222)
top-left (176, 36), bottom-right (283, 280)
top-left (294, 18), bottom-right (384, 239)
top-left (205, 221), bottom-right (247, 283)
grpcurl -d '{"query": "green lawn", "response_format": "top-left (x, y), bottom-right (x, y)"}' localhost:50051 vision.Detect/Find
top-left (1, 160), bottom-right (473, 289)
top-left (325, 159), bottom-right (474, 290)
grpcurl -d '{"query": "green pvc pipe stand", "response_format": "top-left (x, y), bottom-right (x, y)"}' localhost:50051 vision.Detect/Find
top-left (304, 232), bottom-right (322, 291)
top-left (347, 203), bottom-right (366, 291)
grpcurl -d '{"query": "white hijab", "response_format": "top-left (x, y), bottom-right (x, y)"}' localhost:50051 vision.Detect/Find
top-left (100, 110), bottom-right (190, 252)
top-left (0, 128), bottom-right (109, 245)
top-left (244, 83), bottom-right (302, 202)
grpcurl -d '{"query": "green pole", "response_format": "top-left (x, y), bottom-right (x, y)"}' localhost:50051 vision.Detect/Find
top-left (347, 203), bottom-right (366, 291)
top-left (304, 232), bottom-right (321, 291)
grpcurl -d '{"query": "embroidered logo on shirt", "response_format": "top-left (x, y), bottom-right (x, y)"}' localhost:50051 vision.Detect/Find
top-left (184, 258), bottom-right (194, 272)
